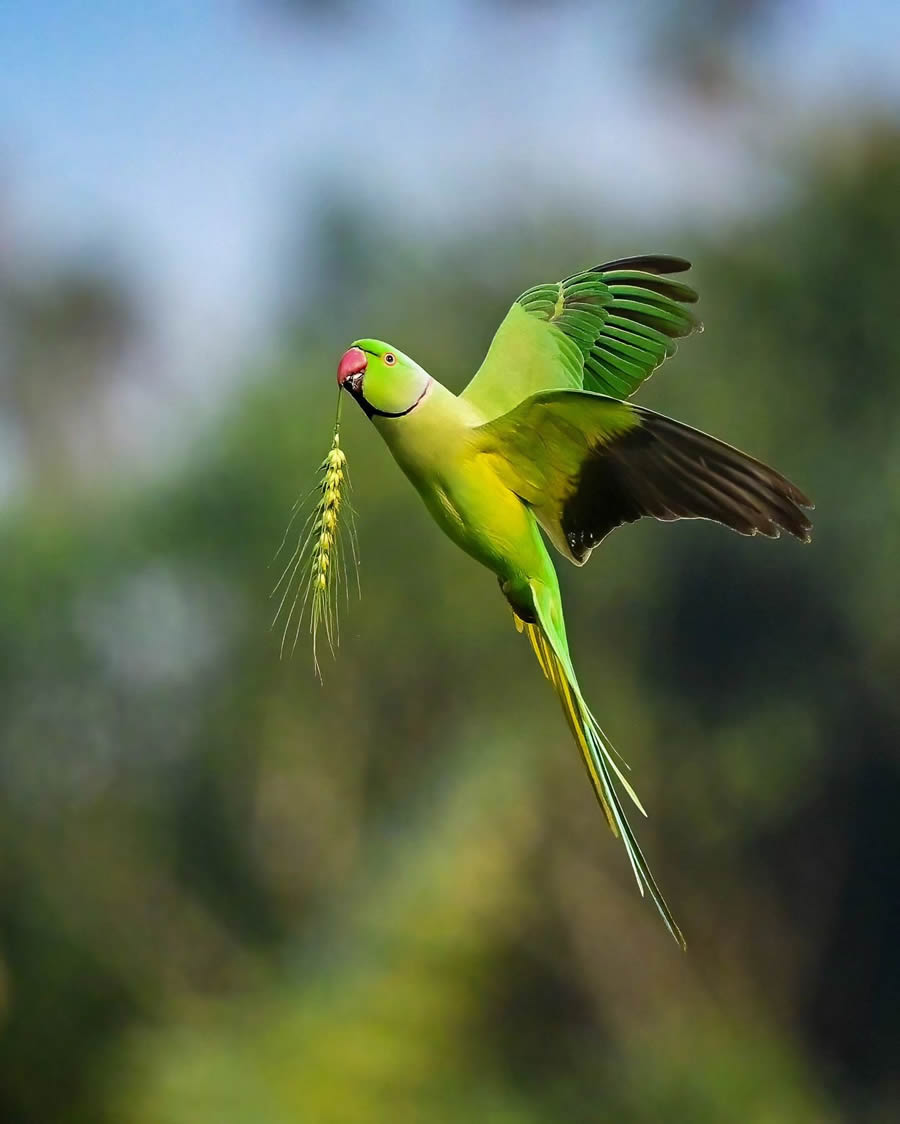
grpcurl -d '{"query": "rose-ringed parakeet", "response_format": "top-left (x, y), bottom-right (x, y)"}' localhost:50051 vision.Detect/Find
top-left (336, 255), bottom-right (813, 947)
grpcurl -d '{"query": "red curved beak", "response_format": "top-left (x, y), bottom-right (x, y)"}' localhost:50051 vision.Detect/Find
top-left (337, 347), bottom-right (367, 388)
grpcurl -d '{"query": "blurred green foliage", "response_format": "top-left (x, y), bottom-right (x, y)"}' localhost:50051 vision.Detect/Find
top-left (1, 123), bottom-right (899, 1124)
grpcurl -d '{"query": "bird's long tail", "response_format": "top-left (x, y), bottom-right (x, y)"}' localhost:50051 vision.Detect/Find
top-left (516, 590), bottom-right (685, 949)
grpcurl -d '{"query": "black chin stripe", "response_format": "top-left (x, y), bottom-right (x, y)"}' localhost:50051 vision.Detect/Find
top-left (359, 380), bottom-right (430, 419)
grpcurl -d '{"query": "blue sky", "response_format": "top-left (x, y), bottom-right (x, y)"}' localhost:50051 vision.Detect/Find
top-left (2, 0), bottom-right (899, 387)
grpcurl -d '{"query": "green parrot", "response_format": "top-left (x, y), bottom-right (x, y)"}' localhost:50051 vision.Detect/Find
top-left (336, 255), bottom-right (812, 946)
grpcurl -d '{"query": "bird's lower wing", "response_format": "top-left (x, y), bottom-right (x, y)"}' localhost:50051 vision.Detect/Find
top-left (476, 389), bottom-right (813, 564)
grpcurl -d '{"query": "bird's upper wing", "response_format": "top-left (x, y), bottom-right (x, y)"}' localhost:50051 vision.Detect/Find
top-left (460, 255), bottom-right (701, 420)
top-left (475, 390), bottom-right (813, 565)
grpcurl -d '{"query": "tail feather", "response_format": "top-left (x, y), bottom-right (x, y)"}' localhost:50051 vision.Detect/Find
top-left (517, 612), bottom-right (686, 949)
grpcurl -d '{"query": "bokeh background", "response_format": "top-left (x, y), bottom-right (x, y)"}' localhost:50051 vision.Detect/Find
top-left (2, 2), bottom-right (899, 1121)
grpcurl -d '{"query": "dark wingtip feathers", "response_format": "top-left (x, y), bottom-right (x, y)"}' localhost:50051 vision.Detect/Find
top-left (591, 254), bottom-right (693, 276)
top-left (644, 414), bottom-right (815, 544)
top-left (561, 409), bottom-right (815, 555)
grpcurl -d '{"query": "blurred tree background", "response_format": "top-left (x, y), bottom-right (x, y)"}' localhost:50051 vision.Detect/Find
top-left (1, 2), bottom-right (899, 1122)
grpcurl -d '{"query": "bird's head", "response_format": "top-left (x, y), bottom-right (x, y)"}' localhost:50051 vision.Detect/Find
top-left (337, 339), bottom-right (430, 419)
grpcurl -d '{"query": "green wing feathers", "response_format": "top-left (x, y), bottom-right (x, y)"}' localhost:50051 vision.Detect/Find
top-left (545, 255), bottom-right (700, 398)
top-left (462, 255), bottom-right (701, 419)
top-left (478, 390), bottom-right (814, 564)
top-left (516, 608), bottom-right (685, 949)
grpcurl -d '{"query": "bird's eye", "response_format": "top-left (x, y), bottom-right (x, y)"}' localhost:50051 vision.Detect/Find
top-left (384, 353), bottom-right (396, 365)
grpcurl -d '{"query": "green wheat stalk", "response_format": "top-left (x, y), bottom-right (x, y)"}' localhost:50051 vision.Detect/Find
top-left (272, 391), bottom-right (360, 678)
